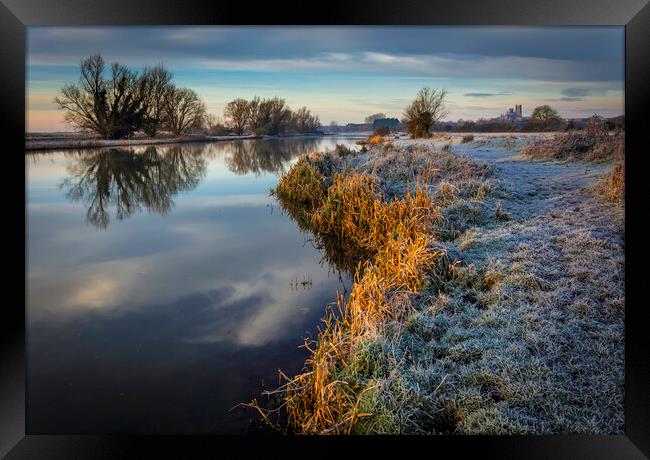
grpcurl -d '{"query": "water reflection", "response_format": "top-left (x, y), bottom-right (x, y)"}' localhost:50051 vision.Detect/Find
top-left (60, 145), bottom-right (207, 229)
top-left (26, 137), bottom-right (360, 433)
top-left (276, 195), bottom-right (367, 277)
top-left (224, 138), bottom-right (321, 176)
top-left (56, 138), bottom-right (326, 229)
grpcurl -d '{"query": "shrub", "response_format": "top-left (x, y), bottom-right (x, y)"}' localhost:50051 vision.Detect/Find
top-left (356, 135), bottom-right (386, 146)
top-left (403, 87), bottom-right (448, 138)
top-left (521, 131), bottom-right (624, 162)
top-left (595, 161), bottom-right (624, 202)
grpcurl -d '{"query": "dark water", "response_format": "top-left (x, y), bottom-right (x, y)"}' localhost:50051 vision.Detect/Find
top-left (26, 137), bottom-right (358, 434)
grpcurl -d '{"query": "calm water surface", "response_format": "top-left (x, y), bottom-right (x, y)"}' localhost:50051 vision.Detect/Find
top-left (26, 137), bottom-right (358, 433)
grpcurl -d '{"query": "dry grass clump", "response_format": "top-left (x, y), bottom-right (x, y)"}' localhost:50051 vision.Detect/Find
top-left (521, 131), bottom-right (624, 162)
top-left (276, 173), bottom-right (445, 434)
top-left (461, 135), bottom-right (474, 144)
top-left (312, 173), bottom-right (439, 256)
top-left (248, 142), bottom-right (496, 434)
top-left (431, 133), bottom-right (452, 142)
top-left (273, 155), bottom-right (325, 207)
top-left (594, 161), bottom-right (624, 203)
top-left (359, 143), bottom-right (492, 198)
top-left (356, 135), bottom-right (388, 146)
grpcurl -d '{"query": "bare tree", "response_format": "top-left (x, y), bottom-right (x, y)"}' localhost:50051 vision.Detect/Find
top-left (224, 98), bottom-right (252, 135)
top-left (163, 87), bottom-right (206, 136)
top-left (290, 106), bottom-right (321, 133)
top-left (267, 97), bottom-right (291, 135)
top-left (403, 87), bottom-right (448, 138)
top-left (141, 64), bottom-right (173, 137)
top-left (54, 54), bottom-right (150, 139)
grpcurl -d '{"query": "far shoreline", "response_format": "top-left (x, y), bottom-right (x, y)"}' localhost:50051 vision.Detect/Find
top-left (24, 132), bottom-right (366, 152)
top-left (24, 131), bottom-right (560, 153)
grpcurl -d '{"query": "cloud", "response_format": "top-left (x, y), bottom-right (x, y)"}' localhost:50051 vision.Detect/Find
top-left (190, 51), bottom-right (622, 82)
top-left (28, 26), bottom-right (625, 63)
top-left (549, 87), bottom-right (613, 102)
top-left (464, 91), bottom-right (512, 97)
top-left (549, 96), bottom-right (585, 102)
top-left (562, 87), bottom-right (591, 97)
top-left (25, 26), bottom-right (625, 124)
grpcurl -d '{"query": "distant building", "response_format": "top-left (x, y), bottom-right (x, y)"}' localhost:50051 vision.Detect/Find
top-left (372, 118), bottom-right (400, 130)
top-left (501, 104), bottom-right (523, 123)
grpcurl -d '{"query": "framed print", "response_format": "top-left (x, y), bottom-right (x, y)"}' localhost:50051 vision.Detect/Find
top-left (2, 0), bottom-right (649, 457)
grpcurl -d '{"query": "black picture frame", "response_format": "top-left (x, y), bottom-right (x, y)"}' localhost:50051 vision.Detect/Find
top-left (2, 0), bottom-right (649, 457)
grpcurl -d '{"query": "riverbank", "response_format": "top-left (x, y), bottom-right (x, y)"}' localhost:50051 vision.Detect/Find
top-left (254, 134), bottom-right (624, 434)
top-left (25, 131), bottom-right (349, 152)
top-left (24, 131), bottom-right (559, 152)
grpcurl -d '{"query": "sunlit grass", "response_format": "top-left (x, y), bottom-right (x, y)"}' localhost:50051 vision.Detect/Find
top-left (248, 142), bottom-right (495, 434)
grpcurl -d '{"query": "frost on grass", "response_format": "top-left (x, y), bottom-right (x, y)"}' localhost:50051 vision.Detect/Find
top-left (521, 131), bottom-right (624, 163)
top-left (264, 140), bottom-right (624, 435)
top-left (343, 147), bottom-right (625, 434)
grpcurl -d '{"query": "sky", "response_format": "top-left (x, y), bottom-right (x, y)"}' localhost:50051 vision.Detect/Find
top-left (26, 26), bottom-right (625, 132)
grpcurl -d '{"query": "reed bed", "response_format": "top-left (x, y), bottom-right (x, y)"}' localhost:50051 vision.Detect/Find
top-left (251, 139), bottom-right (623, 435)
top-left (275, 172), bottom-right (445, 434)
top-left (248, 144), bottom-right (495, 434)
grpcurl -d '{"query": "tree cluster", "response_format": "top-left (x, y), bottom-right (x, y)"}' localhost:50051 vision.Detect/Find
top-left (55, 54), bottom-right (206, 139)
top-left (224, 97), bottom-right (321, 136)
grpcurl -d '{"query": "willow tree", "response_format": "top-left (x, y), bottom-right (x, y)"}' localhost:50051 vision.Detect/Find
top-left (54, 54), bottom-right (150, 139)
top-left (403, 87), bottom-right (448, 138)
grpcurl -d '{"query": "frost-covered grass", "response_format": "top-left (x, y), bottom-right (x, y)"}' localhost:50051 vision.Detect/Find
top-left (350, 194), bottom-right (624, 434)
top-left (520, 131), bottom-right (624, 163)
top-left (254, 139), bottom-right (624, 435)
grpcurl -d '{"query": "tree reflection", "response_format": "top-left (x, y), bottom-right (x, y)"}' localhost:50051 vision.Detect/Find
top-left (225, 138), bottom-right (321, 176)
top-left (60, 144), bottom-right (207, 229)
top-left (275, 194), bottom-right (366, 279)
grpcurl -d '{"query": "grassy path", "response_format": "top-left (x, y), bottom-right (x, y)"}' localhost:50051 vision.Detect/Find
top-left (388, 137), bottom-right (625, 433)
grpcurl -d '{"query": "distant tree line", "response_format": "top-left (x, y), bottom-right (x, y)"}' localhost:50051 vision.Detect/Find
top-left (55, 54), bottom-right (206, 139)
top-left (397, 89), bottom-right (623, 135)
top-left (224, 97), bottom-right (321, 136)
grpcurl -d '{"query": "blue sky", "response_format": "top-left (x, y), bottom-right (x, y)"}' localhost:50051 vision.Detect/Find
top-left (27, 26), bottom-right (624, 132)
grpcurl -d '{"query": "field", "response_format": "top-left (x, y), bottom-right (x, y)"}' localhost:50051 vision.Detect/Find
top-left (250, 132), bottom-right (625, 434)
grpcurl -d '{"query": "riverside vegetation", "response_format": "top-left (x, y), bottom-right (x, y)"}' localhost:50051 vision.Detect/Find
top-left (521, 115), bottom-right (625, 203)
top-left (243, 123), bottom-right (624, 434)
